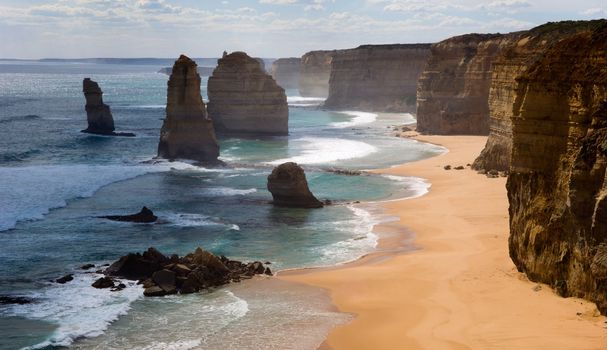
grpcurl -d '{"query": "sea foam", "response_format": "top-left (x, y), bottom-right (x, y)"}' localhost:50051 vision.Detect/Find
top-left (267, 137), bottom-right (377, 165)
top-left (331, 111), bottom-right (378, 128)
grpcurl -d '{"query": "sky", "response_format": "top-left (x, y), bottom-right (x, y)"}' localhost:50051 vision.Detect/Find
top-left (0, 0), bottom-right (605, 59)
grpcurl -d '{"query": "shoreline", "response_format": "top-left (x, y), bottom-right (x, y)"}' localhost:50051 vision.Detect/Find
top-left (279, 135), bottom-right (607, 349)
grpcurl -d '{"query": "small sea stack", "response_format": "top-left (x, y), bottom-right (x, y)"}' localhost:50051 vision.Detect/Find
top-left (82, 78), bottom-right (134, 137)
top-left (157, 55), bottom-right (220, 163)
top-left (99, 206), bottom-right (158, 223)
top-left (267, 162), bottom-right (323, 208)
top-left (207, 51), bottom-right (288, 136)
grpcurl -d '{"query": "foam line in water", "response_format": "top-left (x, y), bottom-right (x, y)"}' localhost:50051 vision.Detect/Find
top-left (166, 213), bottom-right (240, 230)
top-left (380, 175), bottom-right (431, 201)
top-left (287, 96), bottom-right (325, 107)
top-left (331, 111), bottom-right (377, 128)
top-left (267, 137), bottom-right (377, 165)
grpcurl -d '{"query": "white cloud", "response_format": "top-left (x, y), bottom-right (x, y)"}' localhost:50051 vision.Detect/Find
top-left (259, 0), bottom-right (298, 4)
top-left (581, 7), bottom-right (607, 16)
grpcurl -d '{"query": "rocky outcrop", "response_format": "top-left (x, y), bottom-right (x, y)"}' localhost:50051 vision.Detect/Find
top-left (473, 20), bottom-right (606, 171)
top-left (207, 51), bottom-right (288, 135)
top-left (158, 66), bottom-right (214, 76)
top-left (267, 162), bottom-right (323, 208)
top-left (271, 58), bottom-right (301, 90)
top-left (82, 78), bottom-right (135, 137)
top-left (324, 44), bottom-right (431, 112)
top-left (507, 24), bottom-right (607, 313)
top-left (99, 206), bottom-right (158, 223)
top-left (299, 50), bottom-right (342, 97)
top-left (157, 55), bottom-right (220, 163)
top-left (105, 247), bottom-right (272, 297)
top-left (417, 34), bottom-right (522, 135)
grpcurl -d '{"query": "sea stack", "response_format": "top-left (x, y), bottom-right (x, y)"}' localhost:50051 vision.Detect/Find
top-left (299, 50), bottom-right (340, 97)
top-left (207, 51), bottom-right (288, 135)
top-left (324, 44), bottom-right (431, 112)
top-left (82, 78), bottom-right (133, 136)
top-left (157, 55), bottom-right (220, 163)
top-left (271, 58), bottom-right (301, 90)
top-left (267, 162), bottom-right (323, 208)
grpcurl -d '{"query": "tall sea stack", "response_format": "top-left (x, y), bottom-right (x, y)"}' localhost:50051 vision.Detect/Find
top-left (507, 23), bottom-right (607, 313)
top-left (82, 78), bottom-right (115, 135)
top-left (324, 44), bottom-right (431, 112)
top-left (157, 55), bottom-right (219, 162)
top-left (271, 58), bottom-right (301, 90)
top-left (299, 50), bottom-right (341, 97)
top-left (207, 51), bottom-right (288, 136)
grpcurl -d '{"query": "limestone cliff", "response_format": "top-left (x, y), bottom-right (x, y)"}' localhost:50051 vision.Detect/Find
top-left (416, 34), bottom-right (520, 135)
top-left (157, 55), bottom-right (219, 162)
top-left (271, 58), bottom-right (301, 90)
top-left (324, 44), bottom-right (431, 112)
top-left (207, 51), bottom-right (288, 135)
top-left (507, 24), bottom-right (607, 313)
top-left (474, 20), bottom-right (606, 171)
top-left (299, 50), bottom-right (342, 97)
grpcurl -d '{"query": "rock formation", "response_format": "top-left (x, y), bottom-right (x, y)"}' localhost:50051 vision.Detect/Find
top-left (507, 24), bottom-right (607, 314)
top-left (267, 162), bottom-right (323, 208)
top-left (104, 247), bottom-right (272, 297)
top-left (473, 20), bottom-right (606, 171)
top-left (82, 78), bottom-right (134, 136)
top-left (271, 58), bottom-right (301, 90)
top-left (157, 66), bottom-right (214, 76)
top-left (99, 206), bottom-right (158, 223)
top-left (207, 51), bottom-right (288, 135)
top-left (157, 55), bottom-right (220, 163)
top-left (299, 50), bottom-right (342, 97)
top-left (416, 34), bottom-right (520, 135)
top-left (324, 44), bottom-right (431, 112)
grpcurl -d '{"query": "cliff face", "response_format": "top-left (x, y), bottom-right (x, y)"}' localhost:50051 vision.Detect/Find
top-left (207, 51), bottom-right (288, 135)
top-left (299, 50), bottom-right (341, 97)
top-left (323, 44), bottom-right (431, 112)
top-left (157, 55), bottom-right (219, 162)
top-left (417, 33), bottom-right (519, 135)
top-left (271, 58), bottom-right (301, 90)
top-left (82, 78), bottom-right (115, 134)
top-left (507, 25), bottom-right (607, 313)
top-left (474, 20), bottom-right (607, 171)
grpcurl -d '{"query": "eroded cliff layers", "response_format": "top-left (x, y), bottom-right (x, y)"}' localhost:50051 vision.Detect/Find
top-left (416, 34), bottom-right (519, 135)
top-left (157, 55), bottom-right (219, 162)
top-left (207, 51), bottom-right (288, 135)
top-left (299, 50), bottom-right (341, 97)
top-left (473, 20), bottom-right (606, 171)
top-left (324, 44), bottom-right (431, 112)
top-left (507, 24), bottom-right (607, 313)
top-left (271, 58), bottom-right (301, 90)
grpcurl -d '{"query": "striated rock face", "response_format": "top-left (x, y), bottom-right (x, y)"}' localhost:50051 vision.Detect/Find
top-left (267, 162), bottom-right (323, 208)
top-left (271, 58), bottom-right (301, 90)
top-left (82, 78), bottom-right (115, 135)
top-left (207, 51), bottom-right (288, 135)
top-left (507, 24), bottom-right (607, 313)
top-left (417, 34), bottom-right (520, 135)
top-left (157, 55), bottom-right (219, 162)
top-left (299, 50), bottom-right (342, 97)
top-left (474, 20), bottom-right (606, 171)
top-left (324, 44), bottom-right (431, 112)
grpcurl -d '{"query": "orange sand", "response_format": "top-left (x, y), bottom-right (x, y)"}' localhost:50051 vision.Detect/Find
top-left (280, 135), bottom-right (607, 350)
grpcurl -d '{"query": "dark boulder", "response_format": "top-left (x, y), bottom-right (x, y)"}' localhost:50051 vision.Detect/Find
top-left (152, 269), bottom-right (177, 294)
top-left (99, 206), bottom-right (158, 223)
top-left (56, 274), bottom-right (73, 284)
top-left (92, 277), bottom-right (115, 289)
top-left (267, 162), bottom-right (323, 208)
top-left (105, 247), bottom-right (167, 280)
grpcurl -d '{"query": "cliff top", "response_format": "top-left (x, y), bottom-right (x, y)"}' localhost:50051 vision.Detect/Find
top-left (354, 43), bottom-right (432, 50)
top-left (175, 54), bottom-right (197, 67)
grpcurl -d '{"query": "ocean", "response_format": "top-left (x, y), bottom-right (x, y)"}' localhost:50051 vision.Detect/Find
top-left (0, 60), bottom-right (444, 349)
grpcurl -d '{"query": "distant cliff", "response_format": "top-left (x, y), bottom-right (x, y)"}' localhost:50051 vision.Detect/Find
top-left (473, 20), bottom-right (606, 171)
top-left (507, 24), bottom-right (607, 313)
top-left (416, 33), bottom-right (520, 135)
top-left (299, 50), bottom-right (342, 97)
top-left (323, 44), bottom-right (431, 112)
top-left (271, 58), bottom-right (301, 90)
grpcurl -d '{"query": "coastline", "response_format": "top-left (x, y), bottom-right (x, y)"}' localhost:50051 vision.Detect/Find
top-left (279, 135), bottom-right (607, 349)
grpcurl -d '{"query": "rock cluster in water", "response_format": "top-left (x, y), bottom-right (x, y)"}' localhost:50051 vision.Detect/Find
top-left (99, 206), bottom-right (158, 223)
top-left (324, 44), bottom-right (431, 112)
top-left (271, 57), bottom-right (301, 90)
top-left (207, 51), bottom-right (288, 135)
top-left (507, 23), bottom-right (607, 314)
top-left (157, 55), bottom-right (220, 163)
top-left (267, 162), bottom-right (323, 208)
top-left (102, 247), bottom-right (272, 297)
top-left (82, 78), bottom-right (134, 137)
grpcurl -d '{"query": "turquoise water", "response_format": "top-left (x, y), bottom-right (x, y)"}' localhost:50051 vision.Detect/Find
top-left (0, 60), bottom-right (444, 349)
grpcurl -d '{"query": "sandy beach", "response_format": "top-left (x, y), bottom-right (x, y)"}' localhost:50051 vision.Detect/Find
top-left (280, 135), bottom-right (607, 350)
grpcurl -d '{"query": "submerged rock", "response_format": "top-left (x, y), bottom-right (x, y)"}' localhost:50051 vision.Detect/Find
top-left (99, 206), bottom-right (158, 223)
top-left (207, 51), bottom-right (288, 135)
top-left (82, 78), bottom-right (135, 137)
top-left (55, 274), bottom-right (73, 284)
top-left (102, 246), bottom-right (271, 297)
top-left (157, 54), bottom-right (220, 163)
top-left (267, 162), bottom-right (323, 208)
